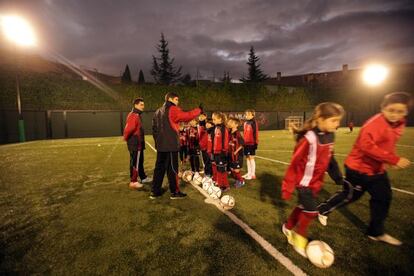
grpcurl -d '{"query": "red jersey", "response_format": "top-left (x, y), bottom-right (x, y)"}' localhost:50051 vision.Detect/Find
top-left (282, 129), bottom-right (339, 200)
top-left (243, 119), bottom-right (259, 145)
top-left (123, 110), bottom-right (142, 151)
top-left (207, 127), bottom-right (214, 154)
top-left (179, 129), bottom-right (187, 147)
top-left (345, 113), bottom-right (404, 175)
top-left (213, 124), bottom-right (229, 154)
top-left (187, 126), bottom-right (199, 150)
top-left (229, 130), bottom-right (244, 162)
top-left (198, 122), bottom-right (208, 150)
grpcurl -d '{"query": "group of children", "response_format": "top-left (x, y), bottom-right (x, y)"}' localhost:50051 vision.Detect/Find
top-left (281, 92), bottom-right (412, 258)
top-left (178, 109), bottom-right (259, 191)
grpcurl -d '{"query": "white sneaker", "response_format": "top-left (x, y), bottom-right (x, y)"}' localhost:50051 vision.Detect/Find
top-left (141, 177), bottom-right (152, 183)
top-left (368, 234), bottom-right (402, 246)
top-left (243, 174), bottom-right (252, 180)
top-left (282, 223), bottom-right (293, 245)
top-left (318, 213), bottom-right (328, 226)
top-left (242, 173), bottom-right (250, 178)
top-left (129, 182), bottom-right (143, 189)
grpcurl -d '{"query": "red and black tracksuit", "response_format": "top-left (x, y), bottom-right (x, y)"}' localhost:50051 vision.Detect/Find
top-left (243, 119), bottom-right (259, 155)
top-left (123, 108), bottom-right (147, 182)
top-left (198, 120), bottom-right (213, 177)
top-left (187, 126), bottom-right (200, 173)
top-left (152, 101), bottom-right (201, 195)
top-left (207, 124), bottom-right (215, 180)
top-left (318, 114), bottom-right (405, 237)
top-left (179, 129), bottom-right (188, 163)
top-left (282, 128), bottom-right (342, 237)
top-left (212, 123), bottom-right (230, 189)
top-left (229, 129), bottom-right (244, 181)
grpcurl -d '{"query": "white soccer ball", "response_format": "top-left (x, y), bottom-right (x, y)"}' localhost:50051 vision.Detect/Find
top-left (193, 174), bottom-right (203, 185)
top-left (182, 170), bottom-right (193, 183)
top-left (202, 178), bottom-right (213, 190)
top-left (207, 185), bottom-right (222, 199)
top-left (220, 195), bottom-right (235, 209)
top-left (306, 240), bottom-right (335, 268)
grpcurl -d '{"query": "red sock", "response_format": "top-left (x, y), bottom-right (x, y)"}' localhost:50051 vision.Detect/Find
top-left (212, 164), bottom-right (217, 182)
top-left (234, 171), bottom-right (243, 181)
top-left (285, 206), bottom-right (302, 229)
top-left (296, 211), bottom-right (317, 237)
top-left (221, 172), bottom-right (229, 188)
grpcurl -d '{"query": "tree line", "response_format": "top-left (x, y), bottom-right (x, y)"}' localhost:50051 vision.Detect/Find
top-left (121, 33), bottom-right (268, 85)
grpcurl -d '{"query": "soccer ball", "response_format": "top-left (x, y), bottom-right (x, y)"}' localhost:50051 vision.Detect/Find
top-left (202, 181), bottom-right (212, 191)
top-left (306, 240), bottom-right (335, 268)
top-left (202, 178), bottom-right (213, 190)
top-left (220, 195), bottom-right (235, 210)
top-left (207, 185), bottom-right (222, 199)
top-left (182, 170), bottom-right (193, 183)
top-left (193, 174), bottom-right (203, 185)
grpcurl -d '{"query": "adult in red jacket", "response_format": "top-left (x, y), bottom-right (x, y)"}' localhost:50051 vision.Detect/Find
top-left (123, 98), bottom-right (151, 189)
top-left (151, 92), bottom-right (202, 199)
top-left (318, 92), bottom-right (412, 246)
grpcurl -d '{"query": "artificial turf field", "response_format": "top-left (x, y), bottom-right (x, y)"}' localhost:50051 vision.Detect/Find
top-left (1, 128), bottom-right (413, 275)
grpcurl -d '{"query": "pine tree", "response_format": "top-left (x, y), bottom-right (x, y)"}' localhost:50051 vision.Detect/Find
top-left (181, 73), bottom-right (192, 85)
top-left (240, 46), bottom-right (268, 83)
top-left (138, 69), bottom-right (145, 84)
top-left (221, 71), bottom-right (231, 83)
top-left (150, 33), bottom-right (182, 85)
top-left (121, 64), bottom-right (132, 83)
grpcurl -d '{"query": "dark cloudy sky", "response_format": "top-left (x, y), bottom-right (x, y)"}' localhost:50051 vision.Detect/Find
top-left (1, 0), bottom-right (413, 80)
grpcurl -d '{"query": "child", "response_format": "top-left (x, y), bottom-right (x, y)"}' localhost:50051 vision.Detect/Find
top-left (348, 121), bottom-right (354, 133)
top-left (206, 119), bottom-right (216, 182)
top-left (281, 102), bottom-right (344, 257)
top-left (187, 119), bottom-right (201, 177)
top-left (212, 112), bottom-right (230, 191)
top-left (227, 117), bottom-right (245, 188)
top-left (318, 92), bottom-right (412, 246)
top-left (198, 114), bottom-right (213, 177)
top-left (243, 109), bottom-right (259, 180)
top-left (179, 123), bottom-right (188, 166)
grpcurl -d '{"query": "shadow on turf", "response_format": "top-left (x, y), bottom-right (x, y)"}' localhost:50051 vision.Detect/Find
top-left (319, 188), bottom-right (366, 232)
top-left (257, 172), bottom-right (288, 226)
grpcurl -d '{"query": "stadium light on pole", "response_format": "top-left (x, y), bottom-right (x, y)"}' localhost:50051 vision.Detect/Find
top-left (362, 64), bottom-right (389, 87)
top-left (1, 15), bottom-right (37, 142)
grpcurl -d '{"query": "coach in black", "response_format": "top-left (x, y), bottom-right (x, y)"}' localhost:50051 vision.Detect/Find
top-left (151, 92), bottom-right (202, 199)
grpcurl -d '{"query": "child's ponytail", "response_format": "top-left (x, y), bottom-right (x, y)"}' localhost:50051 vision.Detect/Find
top-left (293, 102), bottom-right (344, 141)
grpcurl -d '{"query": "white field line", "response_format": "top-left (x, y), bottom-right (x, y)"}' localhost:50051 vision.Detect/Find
top-left (397, 144), bottom-right (414, 148)
top-left (257, 149), bottom-right (347, 157)
top-left (255, 155), bottom-right (414, 196)
top-left (145, 141), bottom-right (307, 276)
top-left (103, 137), bottom-right (122, 164)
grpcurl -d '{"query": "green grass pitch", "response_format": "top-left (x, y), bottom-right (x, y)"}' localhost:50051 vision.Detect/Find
top-left (1, 128), bottom-right (413, 275)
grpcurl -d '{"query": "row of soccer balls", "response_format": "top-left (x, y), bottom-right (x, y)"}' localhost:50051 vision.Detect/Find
top-left (181, 170), bottom-right (235, 209)
top-left (181, 171), bottom-right (334, 268)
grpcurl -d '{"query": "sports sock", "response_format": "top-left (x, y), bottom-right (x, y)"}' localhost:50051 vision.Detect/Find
top-left (286, 206), bottom-right (302, 229)
top-left (296, 211), bottom-right (318, 237)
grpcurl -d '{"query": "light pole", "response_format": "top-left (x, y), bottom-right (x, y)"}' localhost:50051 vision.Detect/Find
top-left (1, 15), bottom-right (37, 142)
